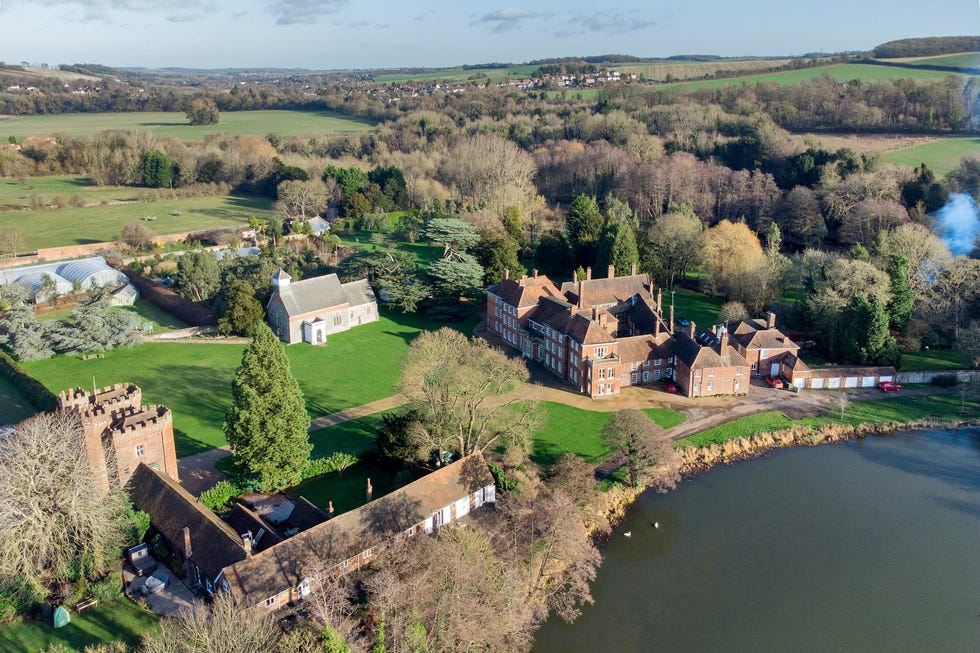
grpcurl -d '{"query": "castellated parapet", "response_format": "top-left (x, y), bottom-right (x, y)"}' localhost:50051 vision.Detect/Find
top-left (58, 384), bottom-right (179, 490)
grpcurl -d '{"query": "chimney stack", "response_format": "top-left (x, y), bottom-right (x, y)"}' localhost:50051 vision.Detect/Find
top-left (688, 321), bottom-right (696, 338)
top-left (608, 264), bottom-right (615, 279)
top-left (630, 262), bottom-right (637, 276)
top-left (532, 268), bottom-right (538, 279)
top-left (657, 288), bottom-right (662, 313)
top-left (767, 311), bottom-right (776, 329)
top-left (503, 269), bottom-right (509, 281)
top-left (327, 500), bottom-right (335, 519)
top-left (366, 478), bottom-right (373, 502)
top-left (577, 279), bottom-right (584, 309)
top-left (241, 531), bottom-right (253, 555)
top-left (182, 526), bottom-right (192, 559)
top-left (719, 326), bottom-right (729, 351)
top-left (669, 304), bottom-right (675, 334)
top-left (586, 267), bottom-right (592, 281)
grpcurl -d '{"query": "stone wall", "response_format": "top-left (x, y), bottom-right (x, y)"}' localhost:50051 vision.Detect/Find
top-left (896, 369), bottom-right (980, 384)
top-left (0, 232), bottom-right (194, 270)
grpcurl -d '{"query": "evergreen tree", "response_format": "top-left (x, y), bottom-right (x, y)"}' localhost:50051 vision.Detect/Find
top-left (174, 250), bottom-right (221, 302)
top-left (142, 150), bottom-right (174, 188)
top-left (534, 228), bottom-right (572, 278)
top-left (885, 254), bottom-right (913, 331)
top-left (224, 322), bottom-right (311, 491)
top-left (566, 195), bottom-right (604, 267)
top-left (474, 231), bottom-right (524, 286)
top-left (594, 214), bottom-right (638, 277)
top-left (218, 282), bottom-right (265, 337)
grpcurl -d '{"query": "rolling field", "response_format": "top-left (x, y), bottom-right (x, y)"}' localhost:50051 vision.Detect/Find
top-left (373, 64), bottom-right (540, 84)
top-left (881, 136), bottom-right (980, 174)
top-left (0, 193), bottom-right (273, 249)
top-left (890, 52), bottom-right (980, 70)
top-left (663, 63), bottom-right (969, 92)
top-left (612, 58), bottom-right (793, 82)
top-left (0, 175), bottom-right (139, 210)
top-left (0, 109), bottom-right (374, 140)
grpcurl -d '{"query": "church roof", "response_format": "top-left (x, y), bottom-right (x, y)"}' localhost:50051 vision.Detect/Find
top-left (271, 272), bottom-right (376, 318)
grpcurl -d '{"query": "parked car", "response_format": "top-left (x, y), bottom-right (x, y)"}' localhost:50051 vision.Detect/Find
top-left (662, 380), bottom-right (679, 394)
top-left (764, 375), bottom-right (784, 389)
top-left (878, 381), bottom-right (902, 392)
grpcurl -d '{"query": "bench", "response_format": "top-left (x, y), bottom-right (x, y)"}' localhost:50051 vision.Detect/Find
top-left (76, 598), bottom-right (98, 612)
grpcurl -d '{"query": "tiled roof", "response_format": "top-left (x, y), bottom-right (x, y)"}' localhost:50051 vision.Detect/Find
top-left (128, 464), bottom-right (247, 580)
top-left (492, 275), bottom-right (562, 308)
top-left (271, 272), bottom-right (376, 318)
top-left (672, 332), bottom-right (748, 369)
top-left (616, 333), bottom-right (672, 363)
top-left (560, 274), bottom-right (652, 307)
top-left (726, 319), bottom-right (798, 351)
top-left (222, 454), bottom-right (494, 605)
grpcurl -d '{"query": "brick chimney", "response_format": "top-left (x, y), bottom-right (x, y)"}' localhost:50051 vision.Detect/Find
top-left (532, 268), bottom-right (538, 279)
top-left (631, 262), bottom-right (637, 276)
top-left (719, 326), bottom-right (729, 351)
top-left (586, 267), bottom-right (592, 281)
top-left (577, 279), bottom-right (585, 308)
top-left (366, 478), bottom-right (373, 502)
top-left (657, 288), bottom-right (662, 313)
top-left (503, 268), bottom-right (509, 281)
top-left (608, 264), bottom-right (615, 279)
top-left (592, 306), bottom-right (599, 321)
top-left (669, 304), bottom-right (675, 334)
top-left (688, 321), bottom-right (696, 338)
top-left (182, 526), bottom-right (192, 559)
top-left (767, 311), bottom-right (776, 329)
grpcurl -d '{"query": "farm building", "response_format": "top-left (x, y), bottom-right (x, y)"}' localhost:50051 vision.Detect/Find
top-left (0, 256), bottom-right (131, 302)
top-left (266, 269), bottom-right (378, 345)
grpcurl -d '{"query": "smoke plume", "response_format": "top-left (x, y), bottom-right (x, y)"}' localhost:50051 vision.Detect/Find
top-left (936, 192), bottom-right (980, 256)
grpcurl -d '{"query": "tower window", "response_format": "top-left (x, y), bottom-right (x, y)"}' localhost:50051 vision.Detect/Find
top-left (135, 444), bottom-right (145, 458)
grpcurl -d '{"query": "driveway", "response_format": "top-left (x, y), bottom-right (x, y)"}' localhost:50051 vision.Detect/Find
top-left (178, 446), bottom-right (231, 496)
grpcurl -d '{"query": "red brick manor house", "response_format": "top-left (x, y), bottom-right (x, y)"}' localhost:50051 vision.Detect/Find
top-left (487, 266), bottom-right (801, 399)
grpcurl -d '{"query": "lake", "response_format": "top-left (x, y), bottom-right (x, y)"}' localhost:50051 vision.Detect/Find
top-left (535, 428), bottom-right (980, 652)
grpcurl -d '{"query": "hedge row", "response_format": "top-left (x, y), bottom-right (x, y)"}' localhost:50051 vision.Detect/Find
top-left (123, 269), bottom-right (216, 327)
top-left (0, 349), bottom-right (58, 412)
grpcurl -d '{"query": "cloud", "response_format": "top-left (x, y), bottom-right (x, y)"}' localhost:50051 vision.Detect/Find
top-left (476, 8), bottom-right (546, 33)
top-left (562, 11), bottom-right (656, 36)
top-left (268, 0), bottom-right (347, 25)
top-left (31, 0), bottom-right (211, 22)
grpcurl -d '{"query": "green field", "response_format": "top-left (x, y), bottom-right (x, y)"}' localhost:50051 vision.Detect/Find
top-left (0, 175), bottom-right (139, 211)
top-left (24, 311), bottom-right (477, 457)
top-left (892, 53), bottom-right (980, 70)
top-left (0, 376), bottom-right (35, 425)
top-left (664, 63), bottom-right (968, 92)
top-left (676, 392), bottom-right (980, 448)
top-left (0, 110), bottom-right (373, 141)
top-left (292, 459), bottom-right (398, 517)
top-left (0, 193), bottom-right (273, 249)
top-left (373, 64), bottom-right (540, 84)
top-left (0, 598), bottom-right (158, 652)
top-left (612, 58), bottom-right (794, 82)
top-left (882, 136), bottom-right (980, 174)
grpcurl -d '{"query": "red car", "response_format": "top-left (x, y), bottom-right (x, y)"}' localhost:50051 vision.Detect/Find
top-left (662, 380), bottom-right (679, 394)
top-left (764, 375), bottom-right (784, 389)
top-left (879, 381), bottom-right (902, 392)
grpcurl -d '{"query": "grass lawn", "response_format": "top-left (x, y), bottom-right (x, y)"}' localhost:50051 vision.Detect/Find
top-left (531, 401), bottom-right (686, 466)
top-left (336, 228), bottom-right (443, 268)
top-left (0, 598), bottom-right (159, 653)
top-left (290, 460), bottom-right (398, 517)
top-left (671, 289), bottom-right (725, 330)
top-left (676, 392), bottom-right (980, 448)
top-left (663, 63), bottom-right (970, 93)
top-left (882, 136), bottom-right (980, 174)
top-left (0, 376), bottom-right (35, 425)
top-left (308, 412), bottom-right (390, 459)
top-left (0, 193), bottom-right (273, 250)
top-left (900, 349), bottom-right (971, 371)
top-left (0, 110), bottom-right (374, 141)
top-left (0, 175), bottom-right (138, 211)
top-left (24, 310), bottom-right (478, 457)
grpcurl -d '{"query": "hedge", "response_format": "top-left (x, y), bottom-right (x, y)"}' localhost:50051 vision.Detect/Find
top-left (123, 269), bottom-right (216, 327)
top-left (0, 349), bottom-right (58, 412)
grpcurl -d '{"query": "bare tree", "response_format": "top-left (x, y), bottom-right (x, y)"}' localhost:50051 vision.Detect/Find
top-left (139, 593), bottom-right (283, 653)
top-left (121, 221), bottom-right (154, 251)
top-left (833, 392), bottom-right (850, 419)
top-left (0, 412), bottom-right (129, 596)
top-left (275, 179), bottom-right (329, 220)
top-left (0, 226), bottom-right (27, 257)
top-left (400, 328), bottom-right (537, 465)
top-left (603, 410), bottom-right (682, 490)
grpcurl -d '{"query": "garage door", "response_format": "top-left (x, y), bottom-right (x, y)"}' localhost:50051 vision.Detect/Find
top-left (879, 375), bottom-right (893, 382)
top-left (861, 376), bottom-right (876, 387)
top-left (828, 378), bottom-right (841, 389)
top-left (844, 377), bottom-right (858, 388)
top-left (811, 378), bottom-right (825, 389)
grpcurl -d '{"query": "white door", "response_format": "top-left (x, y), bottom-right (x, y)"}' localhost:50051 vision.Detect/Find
top-left (770, 362), bottom-right (780, 376)
top-left (811, 378), bottom-right (824, 389)
top-left (455, 497), bottom-right (470, 519)
top-left (845, 377), bottom-right (858, 388)
top-left (879, 375), bottom-right (893, 382)
top-left (861, 376), bottom-right (876, 387)
top-left (828, 378), bottom-right (841, 389)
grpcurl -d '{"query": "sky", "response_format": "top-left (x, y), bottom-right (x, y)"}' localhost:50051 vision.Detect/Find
top-left (0, 0), bottom-right (977, 70)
